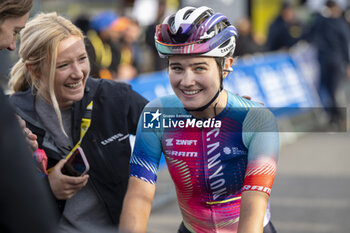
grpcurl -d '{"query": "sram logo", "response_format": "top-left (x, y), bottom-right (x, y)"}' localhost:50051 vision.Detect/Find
top-left (164, 150), bottom-right (198, 157)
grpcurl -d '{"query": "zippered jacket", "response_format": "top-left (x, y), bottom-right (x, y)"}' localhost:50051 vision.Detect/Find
top-left (9, 77), bottom-right (148, 225)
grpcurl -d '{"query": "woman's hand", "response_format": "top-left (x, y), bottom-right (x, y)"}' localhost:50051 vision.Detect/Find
top-left (48, 159), bottom-right (89, 200)
top-left (17, 115), bottom-right (38, 152)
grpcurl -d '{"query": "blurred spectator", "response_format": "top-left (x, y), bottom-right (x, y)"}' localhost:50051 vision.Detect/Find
top-left (266, 2), bottom-right (303, 51)
top-left (307, 0), bottom-right (350, 125)
top-left (74, 14), bottom-right (90, 35)
top-left (234, 17), bottom-right (265, 57)
top-left (114, 17), bottom-right (143, 81)
top-left (88, 10), bottom-right (122, 80)
top-left (145, 0), bottom-right (168, 71)
top-left (74, 15), bottom-right (100, 79)
top-left (88, 11), bottom-right (142, 81)
top-left (344, 6), bottom-right (350, 28)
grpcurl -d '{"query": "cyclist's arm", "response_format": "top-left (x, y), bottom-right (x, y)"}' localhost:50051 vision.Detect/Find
top-left (239, 107), bottom-right (279, 233)
top-left (119, 176), bottom-right (156, 233)
top-left (238, 191), bottom-right (269, 233)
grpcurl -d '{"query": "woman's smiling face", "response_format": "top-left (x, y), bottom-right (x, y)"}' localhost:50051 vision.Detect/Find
top-left (40, 35), bottom-right (90, 108)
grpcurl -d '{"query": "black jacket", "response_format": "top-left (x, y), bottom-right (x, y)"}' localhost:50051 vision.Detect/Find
top-left (266, 15), bottom-right (302, 51)
top-left (9, 78), bottom-right (148, 225)
top-left (0, 88), bottom-right (57, 233)
top-left (307, 13), bottom-right (350, 65)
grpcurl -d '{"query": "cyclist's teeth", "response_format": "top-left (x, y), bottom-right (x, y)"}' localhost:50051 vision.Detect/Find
top-left (184, 90), bottom-right (199, 95)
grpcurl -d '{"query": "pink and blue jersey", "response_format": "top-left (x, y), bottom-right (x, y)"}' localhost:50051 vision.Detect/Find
top-left (130, 92), bottom-right (279, 233)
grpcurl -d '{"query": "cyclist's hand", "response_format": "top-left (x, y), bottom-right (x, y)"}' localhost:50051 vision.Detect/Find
top-left (48, 159), bottom-right (89, 200)
top-left (241, 95), bottom-right (252, 101)
top-left (237, 94), bottom-right (264, 106)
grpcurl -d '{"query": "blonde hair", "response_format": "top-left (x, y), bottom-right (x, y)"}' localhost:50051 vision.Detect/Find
top-left (9, 12), bottom-right (85, 136)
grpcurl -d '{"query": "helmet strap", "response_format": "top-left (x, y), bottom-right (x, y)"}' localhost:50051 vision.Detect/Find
top-left (184, 86), bottom-right (223, 112)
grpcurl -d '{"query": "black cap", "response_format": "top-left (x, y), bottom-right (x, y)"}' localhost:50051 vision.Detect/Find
top-left (326, 0), bottom-right (337, 8)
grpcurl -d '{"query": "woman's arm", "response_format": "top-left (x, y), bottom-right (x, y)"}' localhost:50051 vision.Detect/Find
top-left (119, 176), bottom-right (156, 233)
top-left (237, 191), bottom-right (269, 233)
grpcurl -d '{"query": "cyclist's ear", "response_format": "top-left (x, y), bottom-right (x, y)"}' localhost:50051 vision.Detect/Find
top-left (223, 57), bottom-right (234, 79)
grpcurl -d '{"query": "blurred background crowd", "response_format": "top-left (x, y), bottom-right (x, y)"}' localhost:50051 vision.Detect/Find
top-left (1, 0), bottom-right (350, 128)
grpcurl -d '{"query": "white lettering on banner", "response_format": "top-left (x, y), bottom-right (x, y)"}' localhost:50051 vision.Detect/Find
top-left (206, 128), bottom-right (227, 200)
top-left (230, 71), bottom-right (264, 103)
top-left (258, 67), bottom-right (288, 106)
top-left (282, 64), bottom-right (307, 104)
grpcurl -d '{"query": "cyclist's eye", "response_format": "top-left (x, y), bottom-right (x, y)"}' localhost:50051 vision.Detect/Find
top-left (170, 66), bottom-right (183, 72)
top-left (194, 66), bottom-right (206, 72)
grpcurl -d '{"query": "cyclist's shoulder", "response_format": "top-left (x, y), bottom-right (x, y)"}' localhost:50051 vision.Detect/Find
top-left (226, 91), bottom-right (263, 109)
top-left (145, 95), bottom-right (184, 108)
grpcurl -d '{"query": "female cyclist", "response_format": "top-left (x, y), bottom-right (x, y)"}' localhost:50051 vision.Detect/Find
top-left (120, 6), bottom-right (279, 233)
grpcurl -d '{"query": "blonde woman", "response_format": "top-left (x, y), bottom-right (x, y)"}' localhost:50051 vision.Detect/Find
top-left (9, 12), bottom-right (147, 233)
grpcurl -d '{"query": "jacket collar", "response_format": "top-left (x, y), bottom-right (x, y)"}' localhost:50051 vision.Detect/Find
top-left (71, 77), bottom-right (99, 143)
top-left (9, 77), bottom-right (100, 157)
top-left (9, 88), bottom-right (41, 127)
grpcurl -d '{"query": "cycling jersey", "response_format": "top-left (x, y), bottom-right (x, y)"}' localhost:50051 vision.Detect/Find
top-left (130, 91), bottom-right (279, 233)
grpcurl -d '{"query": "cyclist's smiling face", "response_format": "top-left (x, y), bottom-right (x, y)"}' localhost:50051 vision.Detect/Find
top-left (168, 56), bottom-right (221, 111)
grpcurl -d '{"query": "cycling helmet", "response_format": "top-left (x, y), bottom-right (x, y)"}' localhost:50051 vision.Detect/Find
top-left (155, 6), bottom-right (238, 58)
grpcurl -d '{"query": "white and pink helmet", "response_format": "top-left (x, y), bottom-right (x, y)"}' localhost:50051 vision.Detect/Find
top-left (155, 6), bottom-right (238, 58)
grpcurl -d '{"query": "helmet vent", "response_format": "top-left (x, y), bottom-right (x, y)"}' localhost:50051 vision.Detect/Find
top-left (168, 17), bottom-right (176, 33)
top-left (219, 39), bottom-right (230, 48)
top-left (183, 10), bottom-right (194, 20)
